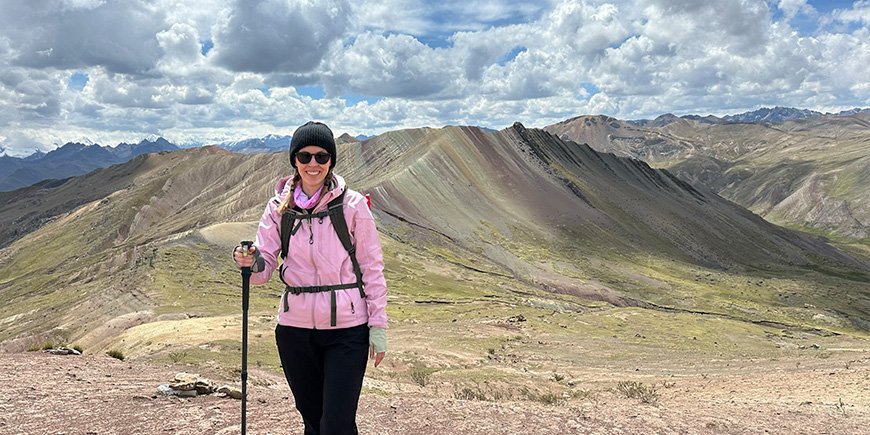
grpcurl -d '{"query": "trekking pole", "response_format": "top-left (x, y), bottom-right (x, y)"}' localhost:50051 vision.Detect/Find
top-left (239, 240), bottom-right (253, 435)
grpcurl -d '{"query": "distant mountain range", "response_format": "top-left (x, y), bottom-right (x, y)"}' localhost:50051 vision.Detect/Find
top-left (0, 138), bottom-right (178, 192)
top-left (206, 134), bottom-right (291, 154)
top-left (630, 106), bottom-right (869, 126)
top-left (545, 110), bottom-right (870, 240)
top-left (0, 131), bottom-right (377, 191)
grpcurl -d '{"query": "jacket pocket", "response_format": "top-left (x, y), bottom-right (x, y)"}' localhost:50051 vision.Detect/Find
top-left (334, 289), bottom-right (366, 326)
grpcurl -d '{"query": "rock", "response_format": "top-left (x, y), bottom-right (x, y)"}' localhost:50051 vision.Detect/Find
top-left (217, 385), bottom-right (243, 400)
top-left (174, 372), bottom-right (200, 383)
top-left (44, 347), bottom-right (81, 356)
top-left (170, 372), bottom-right (202, 391)
top-left (195, 379), bottom-right (217, 395)
top-left (169, 381), bottom-right (196, 391)
top-left (157, 384), bottom-right (196, 397)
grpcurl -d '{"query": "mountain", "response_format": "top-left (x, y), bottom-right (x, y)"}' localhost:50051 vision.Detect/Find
top-left (545, 112), bottom-right (870, 242)
top-left (722, 106), bottom-right (823, 123)
top-left (211, 134), bottom-right (291, 154)
top-left (336, 132), bottom-right (359, 145)
top-left (836, 108), bottom-right (870, 116)
top-left (22, 150), bottom-right (46, 161)
top-left (111, 137), bottom-right (177, 159)
top-left (1, 123), bottom-right (867, 355)
top-left (0, 138), bottom-right (179, 192)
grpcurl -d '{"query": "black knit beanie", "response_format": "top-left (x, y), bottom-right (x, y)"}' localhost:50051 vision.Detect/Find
top-left (288, 121), bottom-right (336, 168)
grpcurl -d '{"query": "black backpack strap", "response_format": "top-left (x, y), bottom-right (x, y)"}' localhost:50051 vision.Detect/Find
top-left (327, 191), bottom-right (366, 300)
top-left (279, 211), bottom-right (305, 260)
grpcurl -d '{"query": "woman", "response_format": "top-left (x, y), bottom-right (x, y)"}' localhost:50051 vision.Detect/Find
top-left (233, 121), bottom-right (387, 435)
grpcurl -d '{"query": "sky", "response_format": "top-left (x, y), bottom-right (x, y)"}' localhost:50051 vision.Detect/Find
top-left (0, 0), bottom-right (868, 156)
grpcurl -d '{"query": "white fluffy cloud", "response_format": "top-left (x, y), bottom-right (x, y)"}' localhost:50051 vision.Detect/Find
top-left (210, 0), bottom-right (351, 74)
top-left (0, 0), bottom-right (868, 156)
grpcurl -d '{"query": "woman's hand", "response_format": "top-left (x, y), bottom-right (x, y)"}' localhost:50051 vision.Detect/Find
top-left (369, 327), bottom-right (387, 367)
top-left (233, 244), bottom-right (256, 268)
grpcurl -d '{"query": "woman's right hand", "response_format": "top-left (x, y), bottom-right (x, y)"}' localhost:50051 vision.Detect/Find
top-left (233, 244), bottom-right (256, 268)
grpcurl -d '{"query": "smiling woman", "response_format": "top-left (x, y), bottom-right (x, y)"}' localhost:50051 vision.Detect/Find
top-left (232, 120), bottom-right (389, 434)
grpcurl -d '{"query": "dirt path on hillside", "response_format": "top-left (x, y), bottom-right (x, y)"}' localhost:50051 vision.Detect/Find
top-left (1, 352), bottom-right (868, 435)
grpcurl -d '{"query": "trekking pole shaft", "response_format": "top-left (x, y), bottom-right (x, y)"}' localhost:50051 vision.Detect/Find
top-left (241, 266), bottom-right (251, 435)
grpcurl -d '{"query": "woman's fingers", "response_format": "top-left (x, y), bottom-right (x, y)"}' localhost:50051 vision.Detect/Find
top-left (233, 246), bottom-right (254, 267)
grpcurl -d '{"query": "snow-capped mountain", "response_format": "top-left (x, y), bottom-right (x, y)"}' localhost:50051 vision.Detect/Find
top-left (722, 107), bottom-right (823, 123)
top-left (212, 134), bottom-right (291, 154)
top-left (0, 138), bottom-right (178, 192)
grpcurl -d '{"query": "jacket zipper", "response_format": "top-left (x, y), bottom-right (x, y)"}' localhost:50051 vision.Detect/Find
top-left (308, 217), bottom-right (317, 329)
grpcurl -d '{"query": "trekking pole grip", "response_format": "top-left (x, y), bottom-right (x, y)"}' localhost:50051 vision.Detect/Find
top-left (240, 240), bottom-right (253, 310)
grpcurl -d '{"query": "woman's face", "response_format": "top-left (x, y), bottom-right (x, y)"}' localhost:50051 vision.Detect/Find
top-left (294, 145), bottom-right (331, 189)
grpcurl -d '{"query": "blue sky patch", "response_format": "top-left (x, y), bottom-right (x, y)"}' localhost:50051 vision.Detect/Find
top-left (200, 39), bottom-right (213, 55)
top-left (342, 94), bottom-right (381, 106)
top-left (67, 71), bottom-right (88, 91)
top-left (297, 85), bottom-right (325, 99)
top-left (581, 82), bottom-right (600, 97)
top-left (807, 0), bottom-right (855, 14)
top-left (778, 0), bottom-right (858, 35)
top-left (497, 46), bottom-right (527, 66)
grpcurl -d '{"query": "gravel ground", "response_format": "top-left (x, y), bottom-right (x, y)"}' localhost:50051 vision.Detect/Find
top-left (1, 351), bottom-right (868, 435)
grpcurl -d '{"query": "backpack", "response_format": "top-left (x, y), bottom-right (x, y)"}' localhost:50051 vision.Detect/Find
top-left (278, 190), bottom-right (366, 326)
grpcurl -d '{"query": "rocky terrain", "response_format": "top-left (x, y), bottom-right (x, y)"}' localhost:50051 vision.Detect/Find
top-left (1, 122), bottom-right (868, 434)
top-left (2, 346), bottom-right (868, 434)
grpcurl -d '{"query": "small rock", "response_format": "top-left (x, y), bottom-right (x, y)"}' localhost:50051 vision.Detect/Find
top-left (195, 379), bottom-right (217, 395)
top-left (44, 347), bottom-right (82, 356)
top-left (217, 385), bottom-right (243, 400)
top-left (174, 372), bottom-right (200, 384)
top-left (157, 384), bottom-right (196, 397)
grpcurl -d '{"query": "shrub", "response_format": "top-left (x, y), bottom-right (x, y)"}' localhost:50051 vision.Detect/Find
top-left (106, 349), bottom-right (125, 361)
top-left (409, 366), bottom-right (433, 387)
top-left (453, 386), bottom-right (488, 401)
top-left (571, 389), bottom-right (594, 399)
top-left (615, 381), bottom-right (659, 404)
top-left (520, 387), bottom-right (562, 405)
top-left (168, 350), bottom-right (189, 364)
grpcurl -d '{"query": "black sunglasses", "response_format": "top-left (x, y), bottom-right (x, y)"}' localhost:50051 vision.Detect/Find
top-left (296, 151), bottom-right (331, 164)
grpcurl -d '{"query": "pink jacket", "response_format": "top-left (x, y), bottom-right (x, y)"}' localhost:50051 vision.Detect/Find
top-left (250, 174), bottom-right (388, 330)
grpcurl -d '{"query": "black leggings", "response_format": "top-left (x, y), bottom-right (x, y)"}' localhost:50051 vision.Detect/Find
top-left (275, 323), bottom-right (369, 435)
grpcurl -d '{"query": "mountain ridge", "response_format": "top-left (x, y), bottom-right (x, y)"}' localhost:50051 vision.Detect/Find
top-left (0, 138), bottom-right (179, 192)
top-left (545, 111), bottom-right (870, 240)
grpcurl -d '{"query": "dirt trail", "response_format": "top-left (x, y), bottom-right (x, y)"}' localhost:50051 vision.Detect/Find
top-left (1, 352), bottom-right (868, 435)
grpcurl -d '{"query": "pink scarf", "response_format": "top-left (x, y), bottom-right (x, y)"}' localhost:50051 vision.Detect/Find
top-left (294, 184), bottom-right (323, 209)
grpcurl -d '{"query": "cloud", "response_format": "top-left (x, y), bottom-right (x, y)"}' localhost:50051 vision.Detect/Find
top-left (210, 0), bottom-right (352, 73)
top-left (2, 0), bottom-right (166, 74)
top-left (831, 0), bottom-right (870, 24)
top-left (324, 32), bottom-right (456, 98)
top-left (778, 0), bottom-right (815, 20)
top-left (352, 0), bottom-right (551, 37)
top-left (1, 0), bottom-right (869, 157)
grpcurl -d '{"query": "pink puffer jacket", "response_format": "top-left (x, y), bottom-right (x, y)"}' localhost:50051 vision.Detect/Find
top-left (250, 174), bottom-right (388, 330)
